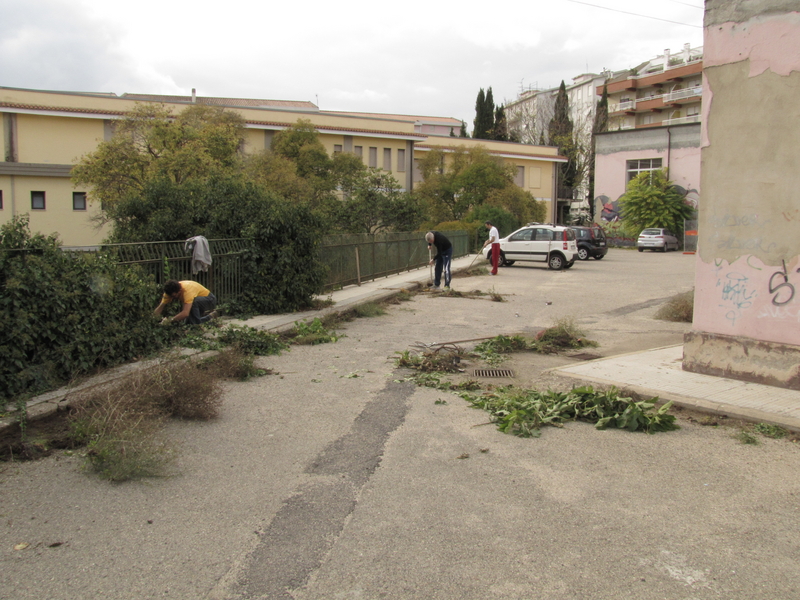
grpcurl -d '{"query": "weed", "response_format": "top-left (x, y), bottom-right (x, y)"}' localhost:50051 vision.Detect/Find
top-left (461, 385), bottom-right (678, 438)
top-left (735, 430), bottom-right (760, 445)
top-left (531, 318), bottom-right (596, 354)
top-left (488, 287), bottom-right (504, 302)
top-left (309, 296), bottom-right (335, 310)
top-left (218, 325), bottom-right (288, 356)
top-left (290, 317), bottom-right (341, 345)
top-left (67, 357), bottom-right (224, 481)
top-left (455, 266), bottom-right (489, 278)
top-left (353, 302), bottom-right (387, 318)
top-left (753, 423), bottom-right (788, 439)
top-left (395, 349), bottom-right (465, 373)
top-left (434, 399), bottom-right (448, 405)
top-left (202, 348), bottom-right (270, 381)
top-left (474, 335), bottom-right (529, 365)
top-left (655, 290), bottom-right (694, 322)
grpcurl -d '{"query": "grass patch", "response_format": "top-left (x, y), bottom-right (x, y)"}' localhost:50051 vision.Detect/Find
top-left (655, 290), bottom-right (694, 322)
top-left (201, 348), bottom-right (271, 381)
top-left (735, 430), bottom-right (760, 445)
top-left (289, 317), bottom-right (341, 345)
top-left (353, 302), bottom-right (387, 318)
top-left (753, 422), bottom-right (789, 439)
top-left (67, 357), bottom-right (224, 481)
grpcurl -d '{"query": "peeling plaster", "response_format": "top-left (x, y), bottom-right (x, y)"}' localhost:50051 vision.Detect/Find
top-left (705, 12), bottom-right (800, 77)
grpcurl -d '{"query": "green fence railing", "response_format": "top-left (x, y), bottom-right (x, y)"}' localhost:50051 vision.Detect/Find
top-left (319, 231), bottom-right (469, 290)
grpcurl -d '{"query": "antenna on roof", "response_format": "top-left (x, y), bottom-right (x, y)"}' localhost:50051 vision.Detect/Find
top-left (315, 94), bottom-right (319, 107)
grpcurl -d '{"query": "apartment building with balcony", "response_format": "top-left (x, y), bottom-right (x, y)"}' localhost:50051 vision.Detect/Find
top-left (593, 44), bottom-right (703, 222)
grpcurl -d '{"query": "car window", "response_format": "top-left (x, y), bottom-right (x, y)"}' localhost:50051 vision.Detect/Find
top-left (575, 229), bottom-right (588, 239)
top-left (534, 228), bottom-right (553, 241)
top-left (564, 229), bottom-right (576, 241)
top-left (509, 228), bottom-right (533, 242)
top-left (641, 229), bottom-right (661, 235)
top-left (591, 228), bottom-right (605, 239)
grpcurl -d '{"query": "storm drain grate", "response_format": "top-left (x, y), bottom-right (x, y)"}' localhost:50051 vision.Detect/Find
top-left (473, 369), bottom-right (514, 378)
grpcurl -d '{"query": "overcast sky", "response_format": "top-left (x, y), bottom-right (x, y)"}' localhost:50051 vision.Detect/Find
top-left (0, 0), bottom-right (704, 128)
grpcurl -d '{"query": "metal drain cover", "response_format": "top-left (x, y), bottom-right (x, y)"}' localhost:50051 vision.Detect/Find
top-left (473, 369), bottom-right (514, 378)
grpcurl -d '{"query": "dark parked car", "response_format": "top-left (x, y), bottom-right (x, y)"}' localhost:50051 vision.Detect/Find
top-left (571, 226), bottom-right (608, 260)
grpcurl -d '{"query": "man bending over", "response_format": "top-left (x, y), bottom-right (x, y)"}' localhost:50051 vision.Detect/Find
top-left (154, 279), bottom-right (217, 324)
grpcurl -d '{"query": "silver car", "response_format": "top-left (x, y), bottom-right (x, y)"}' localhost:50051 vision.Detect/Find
top-left (637, 228), bottom-right (679, 252)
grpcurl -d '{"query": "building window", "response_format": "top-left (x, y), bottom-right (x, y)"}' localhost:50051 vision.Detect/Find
top-left (333, 144), bottom-right (343, 154)
top-left (515, 166), bottom-right (524, 187)
top-left (397, 149), bottom-right (406, 172)
top-left (73, 192), bottom-right (87, 211)
top-left (369, 147), bottom-right (378, 168)
top-left (31, 191), bottom-right (46, 210)
top-left (626, 159), bottom-right (663, 182)
top-left (354, 146), bottom-right (363, 158)
top-left (383, 148), bottom-right (392, 171)
top-left (0, 190), bottom-right (3, 210)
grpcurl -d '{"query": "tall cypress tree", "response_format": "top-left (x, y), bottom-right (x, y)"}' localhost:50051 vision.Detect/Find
top-left (473, 88), bottom-right (486, 139)
top-left (493, 104), bottom-right (508, 141)
top-left (459, 120), bottom-right (468, 138)
top-left (548, 81), bottom-right (578, 196)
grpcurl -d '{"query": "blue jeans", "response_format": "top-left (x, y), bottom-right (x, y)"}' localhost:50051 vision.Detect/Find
top-left (187, 293), bottom-right (217, 324)
top-left (434, 248), bottom-right (452, 287)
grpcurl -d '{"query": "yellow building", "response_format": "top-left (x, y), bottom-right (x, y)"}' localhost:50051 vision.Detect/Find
top-left (1, 86), bottom-right (564, 245)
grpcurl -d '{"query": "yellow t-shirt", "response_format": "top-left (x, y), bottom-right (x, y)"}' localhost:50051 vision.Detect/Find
top-left (161, 281), bottom-right (210, 306)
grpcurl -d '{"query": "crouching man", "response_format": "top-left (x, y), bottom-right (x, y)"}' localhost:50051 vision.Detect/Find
top-left (154, 279), bottom-right (217, 325)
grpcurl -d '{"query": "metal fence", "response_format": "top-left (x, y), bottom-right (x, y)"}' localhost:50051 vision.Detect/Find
top-left (77, 230), bottom-right (469, 303)
top-left (98, 238), bottom-right (250, 304)
top-left (319, 231), bottom-right (469, 290)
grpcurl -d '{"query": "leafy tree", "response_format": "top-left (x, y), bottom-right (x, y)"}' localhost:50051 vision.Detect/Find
top-left (459, 121), bottom-right (468, 138)
top-left (415, 146), bottom-right (514, 222)
top-left (72, 104), bottom-right (245, 210)
top-left (619, 169), bottom-right (695, 237)
top-left (325, 165), bottom-right (423, 234)
top-left (467, 205), bottom-right (518, 242)
top-left (485, 185), bottom-right (546, 225)
top-left (548, 81), bottom-right (579, 196)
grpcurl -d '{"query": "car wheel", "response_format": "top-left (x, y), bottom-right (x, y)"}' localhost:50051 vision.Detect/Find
top-left (638, 247), bottom-right (644, 252)
top-left (548, 253), bottom-right (565, 270)
top-left (594, 255), bottom-right (604, 260)
top-left (662, 245), bottom-right (668, 253)
top-left (577, 247), bottom-right (589, 261)
top-left (564, 260), bottom-right (574, 269)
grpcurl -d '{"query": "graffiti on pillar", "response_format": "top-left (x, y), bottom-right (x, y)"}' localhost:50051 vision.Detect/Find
top-left (768, 259), bottom-right (800, 306)
top-left (715, 266), bottom-right (757, 326)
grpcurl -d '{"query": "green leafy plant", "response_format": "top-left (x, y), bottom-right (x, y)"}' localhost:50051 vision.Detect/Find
top-left (619, 169), bottom-right (695, 238)
top-left (461, 385), bottom-right (678, 438)
top-left (753, 423), bottom-right (788, 439)
top-left (218, 325), bottom-right (288, 355)
top-left (530, 318), bottom-right (596, 354)
top-left (474, 335), bottom-right (529, 365)
top-left (290, 317), bottom-right (341, 345)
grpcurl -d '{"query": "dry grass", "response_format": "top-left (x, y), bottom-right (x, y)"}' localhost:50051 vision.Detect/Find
top-left (655, 290), bottom-right (694, 322)
top-left (68, 357), bottom-right (223, 481)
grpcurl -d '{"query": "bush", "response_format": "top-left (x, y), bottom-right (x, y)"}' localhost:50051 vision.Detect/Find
top-left (0, 216), bottom-right (171, 404)
top-left (655, 290), bottom-right (694, 322)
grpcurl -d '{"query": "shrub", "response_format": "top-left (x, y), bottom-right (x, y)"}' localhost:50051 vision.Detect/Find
top-left (655, 290), bottom-right (694, 322)
top-left (0, 216), bottom-right (171, 404)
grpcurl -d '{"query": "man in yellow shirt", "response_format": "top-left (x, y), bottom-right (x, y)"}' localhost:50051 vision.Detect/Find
top-left (154, 280), bottom-right (217, 324)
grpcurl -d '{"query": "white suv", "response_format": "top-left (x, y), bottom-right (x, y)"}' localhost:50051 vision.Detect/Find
top-left (484, 224), bottom-right (578, 270)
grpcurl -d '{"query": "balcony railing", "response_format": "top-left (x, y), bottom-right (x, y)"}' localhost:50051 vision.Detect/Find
top-left (663, 114), bottom-right (701, 126)
top-left (665, 86), bottom-right (702, 102)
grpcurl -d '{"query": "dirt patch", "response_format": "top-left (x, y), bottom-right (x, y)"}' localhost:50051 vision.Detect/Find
top-left (0, 407), bottom-right (76, 461)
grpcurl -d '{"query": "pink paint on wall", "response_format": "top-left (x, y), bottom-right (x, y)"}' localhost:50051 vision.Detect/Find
top-left (705, 13), bottom-right (800, 77)
top-left (693, 254), bottom-right (800, 346)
